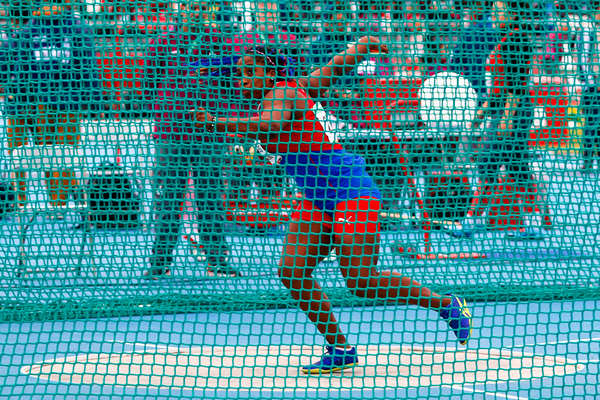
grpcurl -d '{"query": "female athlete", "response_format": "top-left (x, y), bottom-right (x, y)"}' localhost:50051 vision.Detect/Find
top-left (195, 36), bottom-right (472, 374)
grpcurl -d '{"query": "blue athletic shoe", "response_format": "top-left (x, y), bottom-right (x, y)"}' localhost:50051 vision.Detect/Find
top-left (301, 346), bottom-right (359, 374)
top-left (440, 295), bottom-right (472, 345)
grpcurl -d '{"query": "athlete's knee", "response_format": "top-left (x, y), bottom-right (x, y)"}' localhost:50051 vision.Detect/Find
top-left (277, 266), bottom-right (291, 283)
top-left (278, 265), bottom-right (307, 288)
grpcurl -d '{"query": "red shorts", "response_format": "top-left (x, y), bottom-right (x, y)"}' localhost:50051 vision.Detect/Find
top-left (291, 197), bottom-right (380, 235)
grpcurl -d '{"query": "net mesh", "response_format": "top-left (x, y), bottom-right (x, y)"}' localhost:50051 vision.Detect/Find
top-left (0, 0), bottom-right (599, 398)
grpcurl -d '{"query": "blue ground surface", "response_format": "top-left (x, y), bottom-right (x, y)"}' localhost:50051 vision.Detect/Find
top-left (0, 300), bottom-right (599, 399)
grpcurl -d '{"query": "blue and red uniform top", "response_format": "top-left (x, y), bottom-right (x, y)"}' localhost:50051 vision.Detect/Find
top-left (263, 80), bottom-right (381, 214)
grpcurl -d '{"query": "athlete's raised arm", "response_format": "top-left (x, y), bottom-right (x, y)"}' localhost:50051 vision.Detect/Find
top-left (193, 86), bottom-right (297, 142)
top-left (299, 35), bottom-right (388, 100)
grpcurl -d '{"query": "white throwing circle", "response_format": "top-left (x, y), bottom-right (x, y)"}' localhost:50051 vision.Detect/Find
top-left (21, 344), bottom-right (584, 392)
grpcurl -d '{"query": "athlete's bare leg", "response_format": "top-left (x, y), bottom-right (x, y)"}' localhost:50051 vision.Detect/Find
top-left (335, 231), bottom-right (450, 309)
top-left (278, 219), bottom-right (350, 346)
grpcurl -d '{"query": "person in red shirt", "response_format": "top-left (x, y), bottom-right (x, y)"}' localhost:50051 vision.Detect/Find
top-left (195, 36), bottom-right (472, 374)
top-left (448, 0), bottom-right (552, 240)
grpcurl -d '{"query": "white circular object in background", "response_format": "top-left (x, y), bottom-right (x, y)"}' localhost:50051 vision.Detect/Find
top-left (419, 71), bottom-right (478, 131)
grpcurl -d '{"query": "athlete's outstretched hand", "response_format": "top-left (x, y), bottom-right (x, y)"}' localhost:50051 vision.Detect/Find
top-left (356, 36), bottom-right (388, 55)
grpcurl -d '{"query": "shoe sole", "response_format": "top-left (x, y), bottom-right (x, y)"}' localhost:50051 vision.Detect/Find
top-left (301, 362), bottom-right (358, 375)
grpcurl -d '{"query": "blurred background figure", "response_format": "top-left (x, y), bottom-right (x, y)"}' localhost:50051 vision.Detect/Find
top-left (563, 1), bottom-right (600, 172)
top-left (449, 0), bottom-right (500, 105)
top-left (0, 0), bottom-right (100, 210)
top-left (581, 78), bottom-right (600, 172)
top-left (417, 0), bottom-right (461, 76)
top-left (309, 0), bottom-right (354, 69)
top-left (447, 0), bottom-right (551, 240)
top-left (144, 1), bottom-right (235, 279)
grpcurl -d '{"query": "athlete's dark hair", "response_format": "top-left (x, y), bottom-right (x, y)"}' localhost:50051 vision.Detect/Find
top-left (247, 46), bottom-right (296, 81)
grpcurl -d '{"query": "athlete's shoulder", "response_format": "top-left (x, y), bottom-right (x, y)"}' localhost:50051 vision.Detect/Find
top-left (265, 83), bottom-right (296, 101)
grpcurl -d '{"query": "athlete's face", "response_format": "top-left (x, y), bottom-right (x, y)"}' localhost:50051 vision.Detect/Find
top-left (237, 55), bottom-right (277, 100)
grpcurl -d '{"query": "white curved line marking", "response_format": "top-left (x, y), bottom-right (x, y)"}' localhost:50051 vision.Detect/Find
top-left (21, 344), bottom-right (585, 393)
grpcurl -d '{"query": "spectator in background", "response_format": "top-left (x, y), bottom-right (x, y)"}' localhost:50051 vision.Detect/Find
top-left (578, 3), bottom-right (600, 171)
top-left (357, 1), bottom-right (393, 36)
top-left (448, 0), bottom-right (551, 240)
top-left (541, 1), bottom-right (569, 75)
top-left (446, 1), bottom-right (499, 166)
top-left (396, 2), bottom-right (427, 77)
top-left (581, 80), bottom-right (600, 172)
top-left (0, 1), bottom-right (31, 208)
top-left (449, 0), bottom-right (500, 104)
top-left (0, 0), bottom-right (100, 210)
top-left (306, 2), bottom-right (359, 121)
top-left (418, 1), bottom-right (461, 75)
top-left (310, 1), bottom-right (354, 69)
top-left (144, 1), bottom-right (237, 279)
top-left (95, 0), bottom-right (130, 35)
